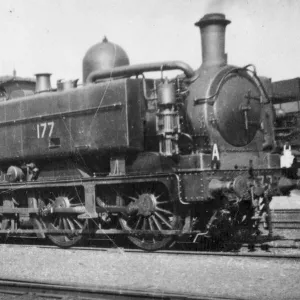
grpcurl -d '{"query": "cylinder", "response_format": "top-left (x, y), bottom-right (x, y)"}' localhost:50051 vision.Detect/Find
top-left (195, 13), bottom-right (231, 67)
top-left (35, 73), bottom-right (52, 93)
top-left (209, 178), bottom-right (232, 196)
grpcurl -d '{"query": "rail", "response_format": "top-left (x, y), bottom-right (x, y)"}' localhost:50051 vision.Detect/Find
top-left (0, 277), bottom-right (246, 300)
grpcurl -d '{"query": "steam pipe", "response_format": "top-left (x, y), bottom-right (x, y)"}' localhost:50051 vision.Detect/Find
top-left (86, 61), bottom-right (195, 84)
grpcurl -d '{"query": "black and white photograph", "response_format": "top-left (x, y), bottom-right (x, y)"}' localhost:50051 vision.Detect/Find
top-left (0, 0), bottom-right (299, 299)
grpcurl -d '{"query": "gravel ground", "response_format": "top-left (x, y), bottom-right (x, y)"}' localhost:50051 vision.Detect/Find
top-left (0, 244), bottom-right (299, 299)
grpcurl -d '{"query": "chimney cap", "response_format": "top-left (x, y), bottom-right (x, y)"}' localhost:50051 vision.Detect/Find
top-left (195, 13), bottom-right (231, 28)
top-left (34, 73), bottom-right (52, 76)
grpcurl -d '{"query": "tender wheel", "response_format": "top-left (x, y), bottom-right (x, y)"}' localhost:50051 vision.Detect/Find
top-left (119, 184), bottom-right (182, 251)
top-left (38, 189), bottom-right (88, 248)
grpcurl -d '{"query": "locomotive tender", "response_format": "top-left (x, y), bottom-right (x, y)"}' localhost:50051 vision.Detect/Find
top-left (0, 13), bottom-right (285, 250)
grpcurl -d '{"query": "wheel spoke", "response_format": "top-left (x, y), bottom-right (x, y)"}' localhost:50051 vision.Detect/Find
top-left (155, 212), bottom-right (172, 229)
top-left (134, 216), bottom-right (142, 230)
top-left (73, 218), bottom-right (83, 229)
top-left (58, 218), bottom-right (63, 229)
top-left (63, 218), bottom-right (69, 230)
top-left (156, 201), bottom-right (170, 206)
top-left (128, 196), bottom-right (138, 202)
top-left (148, 217), bottom-right (154, 231)
top-left (47, 198), bottom-right (55, 204)
top-left (156, 207), bottom-right (173, 216)
top-left (53, 218), bottom-right (58, 226)
top-left (142, 217), bottom-right (147, 230)
top-left (151, 215), bottom-right (162, 230)
top-left (67, 218), bottom-right (75, 231)
top-left (155, 193), bottom-right (164, 199)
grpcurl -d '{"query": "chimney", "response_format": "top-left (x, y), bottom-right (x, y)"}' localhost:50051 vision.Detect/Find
top-left (35, 73), bottom-right (52, 93)
top-left (195, 13), bottom-right (231, 67)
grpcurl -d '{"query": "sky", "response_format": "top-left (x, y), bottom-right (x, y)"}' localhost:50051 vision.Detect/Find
top-left (0, 0), bottom-right (299, 85)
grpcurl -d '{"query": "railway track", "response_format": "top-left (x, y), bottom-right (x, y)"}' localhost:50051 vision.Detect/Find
top-left (0, 278), bottom-right (247, 300)
top-left (2, 238), bottom-right (300, 260)
top-left (1, 241), bottom-right (299, 300)
top-left (25, 246), bottom-right (300, 259)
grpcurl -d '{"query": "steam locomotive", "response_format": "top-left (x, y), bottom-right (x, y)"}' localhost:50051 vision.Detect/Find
top-left (0, 13), bottom-right (289, 250)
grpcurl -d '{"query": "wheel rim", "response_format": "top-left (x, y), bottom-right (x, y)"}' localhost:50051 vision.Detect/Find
top-left (119, 187), bottom-right (181, 251)
top-left (39, 190), bottom-right (88, 248)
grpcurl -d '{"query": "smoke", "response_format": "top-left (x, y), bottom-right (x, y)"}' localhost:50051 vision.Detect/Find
top-left (204, 0), bottom-right (243, 14)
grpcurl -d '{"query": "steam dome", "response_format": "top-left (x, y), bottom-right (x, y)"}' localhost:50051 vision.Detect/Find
top-left (82, 37), bottom-right (130, 83)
